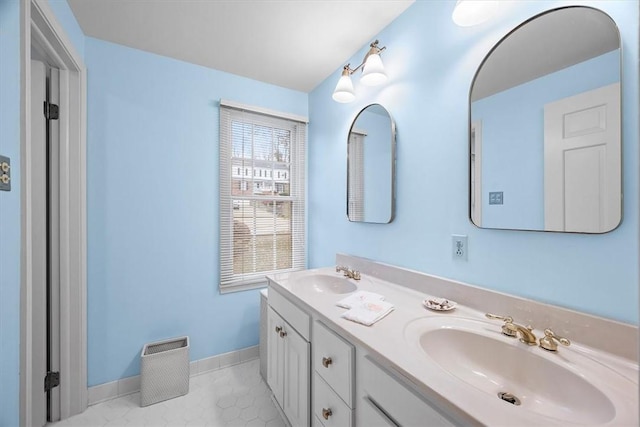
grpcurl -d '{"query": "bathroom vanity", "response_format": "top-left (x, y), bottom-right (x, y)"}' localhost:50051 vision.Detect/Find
top-left (265, 254), bottom-right (638, 426)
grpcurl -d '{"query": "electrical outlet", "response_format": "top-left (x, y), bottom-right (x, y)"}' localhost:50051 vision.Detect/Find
top-left (452, 235), bottom-right (468, 261)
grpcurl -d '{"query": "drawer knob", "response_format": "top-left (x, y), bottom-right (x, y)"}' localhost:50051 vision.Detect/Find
top-left (275, 326), bottom-right (282, 334)
top-left (279, 330), bottom-right (287, 338)
top-left (322, 357), bottom-right (333, 368)
top-left (322, 408), bottom-right (332, 420)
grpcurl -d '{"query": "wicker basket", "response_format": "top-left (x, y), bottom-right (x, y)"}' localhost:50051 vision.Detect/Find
top-left (140, 336), bottom-right (190, 406)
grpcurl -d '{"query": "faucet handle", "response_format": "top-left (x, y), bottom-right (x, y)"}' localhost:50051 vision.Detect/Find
top-left (486, 313), bottom-right (519, 338)
top-left (485, 313), bottom-right (514, 323)
top-left (539, 328), bottom-right (571, 352)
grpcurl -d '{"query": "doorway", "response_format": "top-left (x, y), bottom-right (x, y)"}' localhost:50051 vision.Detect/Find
top-left (21, 0), bottom-right (88, 425)
top-left (29, 58), bottom-right (63, 425)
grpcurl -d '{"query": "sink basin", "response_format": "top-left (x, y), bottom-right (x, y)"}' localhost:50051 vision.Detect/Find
top-left (404, 316), bottom-right (636, 425)
top-left (289, 273), bottom-right (357, 294)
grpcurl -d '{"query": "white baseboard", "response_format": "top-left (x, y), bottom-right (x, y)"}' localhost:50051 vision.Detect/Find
top-left (88, 345), bottom-right (260, 406)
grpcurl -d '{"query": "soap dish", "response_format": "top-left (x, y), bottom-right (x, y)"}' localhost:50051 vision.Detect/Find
top-left (423, 298), bottom-right (457, 311)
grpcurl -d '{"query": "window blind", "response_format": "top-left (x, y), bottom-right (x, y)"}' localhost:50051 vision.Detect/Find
top-left (219, 102), bottom-right (306, 293)
top-left (348, 132), bottom-right (365, 221)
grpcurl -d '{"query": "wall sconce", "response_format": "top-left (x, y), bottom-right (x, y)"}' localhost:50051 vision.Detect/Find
top-left (452, 0), bottom-right (500, 27)
top-left (332, 40), bottom-right (387, 103)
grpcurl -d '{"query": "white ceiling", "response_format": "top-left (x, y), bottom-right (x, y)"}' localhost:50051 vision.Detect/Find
top-left (67, 0), bottom-right (415, 92)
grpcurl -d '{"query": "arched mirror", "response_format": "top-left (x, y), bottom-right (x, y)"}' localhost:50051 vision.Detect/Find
top-left (469, 6), bottom-right (621, 233)
top-left (347, 104), bottom-right (396, 223)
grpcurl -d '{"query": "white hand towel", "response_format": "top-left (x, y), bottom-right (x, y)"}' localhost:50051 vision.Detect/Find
top-left (341, 300), bottom-right (395, 326)
top-left (336, 291), bottom-right (385, 309)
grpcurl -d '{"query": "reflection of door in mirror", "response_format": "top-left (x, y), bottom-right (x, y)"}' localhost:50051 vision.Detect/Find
top-left (544, 82), bottom-right (620, 232)
top-left (348, 130), bottom-right (365, 222)
top-left (471, 121), bottom-right (482, 226)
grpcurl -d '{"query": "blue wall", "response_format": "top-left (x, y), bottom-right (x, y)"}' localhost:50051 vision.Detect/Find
top-left (308, 0), bottom-right (639, 324)
top-left (0, 0), bottom-right (22, 424)
top-left (472, 50), bottom-right (620, 229)
top-left (85, 37), bottom-right (307, 385)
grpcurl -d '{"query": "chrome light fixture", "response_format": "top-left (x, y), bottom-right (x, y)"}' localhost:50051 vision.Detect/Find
top-left (332, 40), bottom-right (387, 103)
top-left (452, 0), bottom-right (500, 27)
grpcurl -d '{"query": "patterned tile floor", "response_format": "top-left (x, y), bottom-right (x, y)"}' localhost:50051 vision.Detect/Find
top-left (48, 359), bottom-right (287, 427)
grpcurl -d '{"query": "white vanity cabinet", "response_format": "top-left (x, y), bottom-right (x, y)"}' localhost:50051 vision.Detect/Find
top-left (267, 282), bottom-right (458, 427)
top-left (267, 289), bottom-right (311, 427)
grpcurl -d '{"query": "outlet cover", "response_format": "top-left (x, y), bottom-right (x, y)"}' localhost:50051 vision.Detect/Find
top-left (489, 191), bottom-right (503, 205)
top-left (452, 235), bottom-right (468, 261)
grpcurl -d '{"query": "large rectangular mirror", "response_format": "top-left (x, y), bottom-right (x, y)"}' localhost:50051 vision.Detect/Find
top-left (470, 6), bottom-right (622, 233)
top-left (347, 104), bottom-right (396, 223)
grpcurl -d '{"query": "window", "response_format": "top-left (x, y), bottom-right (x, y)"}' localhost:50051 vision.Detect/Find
top-left (219, 100), bottom-right (307, 293)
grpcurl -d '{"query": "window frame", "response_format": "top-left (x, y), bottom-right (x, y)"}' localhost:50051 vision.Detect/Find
top-left (219, 100), bottom-right (307, 293)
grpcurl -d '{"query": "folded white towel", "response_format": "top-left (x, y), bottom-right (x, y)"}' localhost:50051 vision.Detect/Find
top-left (341, 300), bottom-right (395, 326)
top-left (336, 291), bottom-right (385, 309)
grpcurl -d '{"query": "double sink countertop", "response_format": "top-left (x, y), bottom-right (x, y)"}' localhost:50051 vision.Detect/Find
top-left (267, 267), bottom-right (639, 427)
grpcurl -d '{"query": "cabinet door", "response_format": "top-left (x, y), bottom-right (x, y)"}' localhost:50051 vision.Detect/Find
top-left (283, 327), bottom-right (310, 427)
top-left (267, 307), bottom-right (285, 406)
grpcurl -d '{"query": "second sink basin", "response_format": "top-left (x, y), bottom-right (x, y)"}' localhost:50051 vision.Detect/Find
top-left (289, 273), bottom-right (357, 294)
top-left (404, 316), bottom-right (636, 425)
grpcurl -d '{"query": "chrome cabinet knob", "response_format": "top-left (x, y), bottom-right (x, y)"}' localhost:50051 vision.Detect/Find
top-left (275, 326), bottom-right (282, 334)
top-left (322, 357), bottom-right (332, 368)
top-left (279, 330), bottom-right (287, 338)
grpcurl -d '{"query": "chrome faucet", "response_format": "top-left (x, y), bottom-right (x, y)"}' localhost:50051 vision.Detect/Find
top-left (486, 313), bottom-right (537, 345)
top-left (335, 265), bottom-right (361, 280)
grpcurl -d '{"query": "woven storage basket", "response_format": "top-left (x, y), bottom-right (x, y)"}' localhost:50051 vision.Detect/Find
top-left (140, 336), bottom-right (189, 406)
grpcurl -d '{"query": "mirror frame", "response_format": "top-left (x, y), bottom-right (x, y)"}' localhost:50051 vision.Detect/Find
top-left (347, 103), bottom-right (397, 224)
top-left (468, 6), bottom-right (622, 233)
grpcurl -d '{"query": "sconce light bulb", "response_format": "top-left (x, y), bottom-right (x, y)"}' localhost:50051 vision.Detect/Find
top-left (360, 53), bottom-right (387, 86)
top-left (452, 0), bottom-right (500, 27)
top-left (332, 73), bottom-right (356, 103)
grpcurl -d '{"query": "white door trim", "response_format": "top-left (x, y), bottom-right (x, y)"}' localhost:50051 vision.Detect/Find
top-left (20, 0), bottom-right (87, 424)
top-left (470, 120), bottom-right (482, 226)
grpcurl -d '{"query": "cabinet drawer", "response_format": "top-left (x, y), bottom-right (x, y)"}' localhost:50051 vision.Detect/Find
top-left (313, 321), bottom-right (354, 406)
top-left (360, 355), bottom-right (454, 427)
top-left (269, 286), bottom-right (310, 341)
top-left (313, 373), bottom-right (353, 427)
top-left (358, 396), bottom-right (397, 427)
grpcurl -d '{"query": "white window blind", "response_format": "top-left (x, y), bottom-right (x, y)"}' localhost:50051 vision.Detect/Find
top-left (219, 101), bottom-right (306, 293)
top-left (348, 131), bottom-right (365, 221)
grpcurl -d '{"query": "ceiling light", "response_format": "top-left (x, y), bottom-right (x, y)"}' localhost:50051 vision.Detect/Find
top-left (452, 0), bottom-right (500, 27)
top-left (332, 40), bottom-right (387, 103)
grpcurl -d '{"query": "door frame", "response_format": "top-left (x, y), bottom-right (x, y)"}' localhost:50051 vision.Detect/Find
top-left (20, 0), bottom-right (87, 424)
top-left (470, 120), bottom-right (482, 226)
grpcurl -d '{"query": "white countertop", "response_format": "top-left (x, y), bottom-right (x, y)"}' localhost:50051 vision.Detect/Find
top-left (267, 267), bottom-right (639, 427)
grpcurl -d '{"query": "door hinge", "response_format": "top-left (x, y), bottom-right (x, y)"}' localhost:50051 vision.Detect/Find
top-left (43, 101), bottom-right (59, 120)
top-left (44, 371), bottom-right (60, 392)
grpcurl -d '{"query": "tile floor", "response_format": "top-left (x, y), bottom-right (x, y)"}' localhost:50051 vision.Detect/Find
top-left (49, 359), bottom-right (287, 427)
